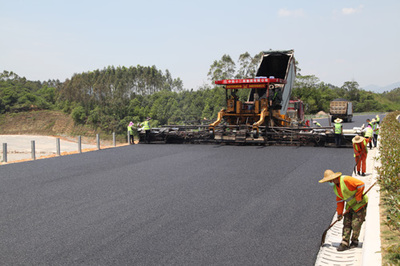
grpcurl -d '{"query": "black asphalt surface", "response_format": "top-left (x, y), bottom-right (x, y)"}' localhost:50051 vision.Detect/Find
top-left (0, 140), bottom-right (358, 265)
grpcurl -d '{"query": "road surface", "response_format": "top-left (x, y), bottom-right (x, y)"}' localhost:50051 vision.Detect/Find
top-left (0, 143), bottom-right (355, 265)
top-left (0, 113), bottom-right (385, 264)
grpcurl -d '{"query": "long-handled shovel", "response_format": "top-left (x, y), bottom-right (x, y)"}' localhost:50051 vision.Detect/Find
top-left (320, 181), bottom-right (377, 246)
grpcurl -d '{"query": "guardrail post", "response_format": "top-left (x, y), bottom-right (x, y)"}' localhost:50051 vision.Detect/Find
top-left (96, 134), bottom-right (100, 150)
top-left (56, 138), bottom-right (61, 156)
top-left (31, 140), bottom-right (36, 160)
top-left (113, 132), bottom-right (116, 147)
top-left (2, 143), bottom-right (7, 162)
top-left (78, 136), bottom-right (82, 153)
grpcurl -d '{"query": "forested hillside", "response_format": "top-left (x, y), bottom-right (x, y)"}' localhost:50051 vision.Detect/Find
top-left (1, 52), bottom-right (399, 135)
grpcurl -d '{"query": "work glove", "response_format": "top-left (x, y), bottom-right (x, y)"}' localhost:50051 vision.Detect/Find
top-left (337, 214), bottom-right (343, 221)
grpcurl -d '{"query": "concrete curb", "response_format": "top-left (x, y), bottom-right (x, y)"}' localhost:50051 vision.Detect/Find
top-left (361, 147), bottom-right (382, 266)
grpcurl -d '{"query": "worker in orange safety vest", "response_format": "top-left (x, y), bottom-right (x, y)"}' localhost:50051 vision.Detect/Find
top-left (352, 135), bottom-right (368, 176)
top-left (319, 170), bottom-right (368, 252)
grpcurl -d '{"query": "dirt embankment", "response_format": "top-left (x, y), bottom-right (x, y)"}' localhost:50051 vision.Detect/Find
top-left (315, 111), bottom-right (328, 118)
top-left (1, 110), bottom-right (75, 135)
top-left (0, 110), bottom-right (120, 145)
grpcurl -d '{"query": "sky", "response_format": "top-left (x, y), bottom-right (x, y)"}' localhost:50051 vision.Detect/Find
top-left (1, 0), bottom-right (399, 91)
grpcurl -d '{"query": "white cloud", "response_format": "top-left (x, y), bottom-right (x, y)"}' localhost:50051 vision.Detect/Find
top-left (341, 5), bottom-right (364, 15)
top-left (278, 8), bottom-right (305, 18)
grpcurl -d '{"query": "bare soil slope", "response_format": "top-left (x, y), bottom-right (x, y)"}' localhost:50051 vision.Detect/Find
top-left (0, 110), bottom-right (122, 145)
top-left (0, 110), bottom-right (91, 135)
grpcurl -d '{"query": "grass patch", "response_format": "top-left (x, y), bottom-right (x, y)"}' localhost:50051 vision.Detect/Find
top-left (381, 194), bottom-right (400, 265)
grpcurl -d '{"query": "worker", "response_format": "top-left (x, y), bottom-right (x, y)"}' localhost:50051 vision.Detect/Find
top-left (313, 121), bottom-right (322, 127)
top-left (333, 118), bottom-right (343, 147)
top-left (319, 169), bottom-right (368, 251)
top-left (372, 119), bottom-right (379, 148)
top-left (352, 135), bottom-right (368, 176)
top-left (268, 85), bottom-right (282, 110)
top-left (375, 115), bottom-right (380, 125)
top-left (142, 117), bottom-right (151, 143)
top-left (127, 121), bottom-right (135, 144)
top-left (363, 119), bottom-right (374, 150)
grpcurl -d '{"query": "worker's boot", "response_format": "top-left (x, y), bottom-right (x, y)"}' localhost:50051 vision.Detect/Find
top-left (357, 171), bottom-right (361, 175)
top-left (362, 173), bottom-right (366, 176)
top-left (337, 241), bottom-right (349, 252)
top-left (350, 240), bottom-right (359, 248)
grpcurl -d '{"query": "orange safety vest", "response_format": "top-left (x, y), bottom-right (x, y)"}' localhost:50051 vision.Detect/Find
top-left (353, 140), bottom-right (368, 157)
top-left (333, 175), bottom-right (368, 215)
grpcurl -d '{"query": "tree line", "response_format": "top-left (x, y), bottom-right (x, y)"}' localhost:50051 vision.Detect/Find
top-left (1, 52), bottom-right (399, 135)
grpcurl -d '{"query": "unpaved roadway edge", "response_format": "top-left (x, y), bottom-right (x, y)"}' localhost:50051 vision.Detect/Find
top-left (0, 135), bottom-right (133, 165)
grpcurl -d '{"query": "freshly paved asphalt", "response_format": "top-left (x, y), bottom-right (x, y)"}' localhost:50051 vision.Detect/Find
top-left (0, 142), bottom-right (356, 265)
top-left (0, 113), bottom-right (385, 265)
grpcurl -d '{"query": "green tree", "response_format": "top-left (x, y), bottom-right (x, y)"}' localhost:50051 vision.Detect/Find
top-left (342, 81), bottom-right (360, 102)
top-left (201, 102), bottom-right (212, 120)
top-left (236, 52), bottom-right (262, 79)
top-left (71, 105), bottom-right (87, 124)
top-left (207, 54), bottom-right (236, 82)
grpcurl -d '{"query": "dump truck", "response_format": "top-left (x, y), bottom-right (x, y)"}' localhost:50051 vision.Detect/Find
top-left (138, 50), bottom-right (359, 147)
top-left (330, 99), bottom-right (353, 122)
